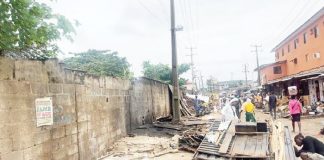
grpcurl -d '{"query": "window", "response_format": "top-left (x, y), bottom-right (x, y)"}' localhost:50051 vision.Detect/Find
top-left (294, 39), bottom-right (298, 49)
top-left (282, 48), bottom-right (284, 56)
top-left (293, 58), bottom-right (297, 64)
top-left (314, 26), bottom-right (319, 38)
top-left (303, 33), bottom-right (307, 44)
top-left (314, 52), bottom-right (320, 59)
top-left (305, 54), bottom-right (309, 62)
top-left (273, 66), bottom-right (282, 74)
top-left (275, 52), bottom-right (279, 59)
top-left (288, 45), bottom-right (290, 53)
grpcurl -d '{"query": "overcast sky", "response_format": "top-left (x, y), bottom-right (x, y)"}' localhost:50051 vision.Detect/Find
top-left (43, 0), bottom-right (324, 82)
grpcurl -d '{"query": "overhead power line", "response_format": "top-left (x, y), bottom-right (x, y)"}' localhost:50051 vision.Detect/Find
top-left (136, 0), bottom-right (168, 25)
top-left (270, 0), bottom-right (322, 46)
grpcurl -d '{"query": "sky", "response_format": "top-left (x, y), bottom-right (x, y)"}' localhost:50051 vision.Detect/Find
top-left (42, 0), bottom-right (324, 82)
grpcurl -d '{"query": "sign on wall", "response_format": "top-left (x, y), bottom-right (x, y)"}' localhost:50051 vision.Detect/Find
top-left (35, 97), bottom-right (53, 127)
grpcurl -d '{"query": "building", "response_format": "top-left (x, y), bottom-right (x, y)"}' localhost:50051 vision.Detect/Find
top-left (258, 7), bottom-right (324, 105)
top-left (207, 79), bottom-right (252, 92)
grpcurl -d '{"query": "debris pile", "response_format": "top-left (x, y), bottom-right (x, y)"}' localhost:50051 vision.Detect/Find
top-left (179, 97), bottom-right (193, 117)
top-left (194, 120), bottom-right (271, 160)
top-left (178, 127), bottom-right (205, 153)
top-left (101, 135), bottom-right (180, 159)
top-left (180, 94), bottom-right (214, 117)
top-left (153, 116), bottom-right (215, 154)
top-left (278, 101), bottom-right (324, 118)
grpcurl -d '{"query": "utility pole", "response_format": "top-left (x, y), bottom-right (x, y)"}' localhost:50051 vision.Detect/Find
top-left (251, 45), bottom-right (262, 86)
top-left (186, 47), bottom-right (196, 93)
top-left (170, 0), bottom-right (180, 123)
top-left (242, 64), bottom-right (249, 87)
top-left (199, 72), bottom-right (204, 93)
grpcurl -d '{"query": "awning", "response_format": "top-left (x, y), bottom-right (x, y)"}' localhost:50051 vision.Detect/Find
top-left (265, 67), bottom-right (324, 85)
top-left (293, 72), bottom-right (322, 78)
top-left (301, 74), bottom-right (324, 81)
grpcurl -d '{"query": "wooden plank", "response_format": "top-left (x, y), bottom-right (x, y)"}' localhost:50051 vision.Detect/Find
top-left (198, 150), bottom-right (221, 156)
top-left (232, 135), bottom-right (248, 155)
top-left (283, 126), bottom-right (298, 160)
top-left (197, 148), bottom-right (218, 153)
top-left (218, 133), bottom-right (233, 154)
top-left (230, 136), bottom-right (241, 156)
top-left (254, 134), bottom-right (264, 157)
top-left (215, 132), bottom-right (224, 145)
top-left (183, 120), bottom-right (207, 126)
top-left (227, 120), bottom-right (238, 134)
top-left (196, 153), bottom-right (208, 160)
top-left (180, 99), bottom-right (192, 116)
top-left (235, 132), bottom-right (269, 135)
top-left (198, 146), bottom-right (218, 150)
top-left (199, 143), bottom-right (217, 147)
top-left (243, 136), bottom-right (257, 156)
top-left (260, 134), bottom-right (268, 157)
top-left (214, 132), bottom-right (220, 144)
top-left (207, 155), bottom-right (217, 160)
top-left (153, 123), bottom-right (182, 131)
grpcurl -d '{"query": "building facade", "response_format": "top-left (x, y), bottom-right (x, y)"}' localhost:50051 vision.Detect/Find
top-left (259, 7), bottom-right (324, 105)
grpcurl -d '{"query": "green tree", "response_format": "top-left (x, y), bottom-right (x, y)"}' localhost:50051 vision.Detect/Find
top-left (142, 61), bottom-right (190, 86)
top-left (64, 49), bottom-right (132, 79)
top-left (0, 0), bottom-right (76, 59)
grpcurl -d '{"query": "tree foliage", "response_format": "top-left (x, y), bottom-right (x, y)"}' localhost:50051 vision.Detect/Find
top-left (63, 49), bottom-right (132, 79)
top-left (142, 61), bottom-right (190, 86)
top-left (0, 0), bottom-right (76, 59)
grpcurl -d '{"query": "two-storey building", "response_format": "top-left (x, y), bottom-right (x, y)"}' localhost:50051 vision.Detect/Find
top-left (259, 7), bottom-right (324, 105)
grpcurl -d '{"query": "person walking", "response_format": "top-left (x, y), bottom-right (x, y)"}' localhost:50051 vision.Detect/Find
top-left (289, 95), bottom-right (302, 133)
top-left (242, 98), bottom-right (256, 122)
top-left (230, 96), bottom-right (241, 119)
top-left (194, 95), bottom-right (201, 117)
top-left (221, 101), bottom-right (237, 122)
top-left (268, 92), bottom-right (277, 119)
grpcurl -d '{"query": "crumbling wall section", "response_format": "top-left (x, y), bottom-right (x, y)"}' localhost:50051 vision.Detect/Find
top-left (130, 78), bottom-right (171, 129)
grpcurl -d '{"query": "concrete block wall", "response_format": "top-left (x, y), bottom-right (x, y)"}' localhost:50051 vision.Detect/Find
top-left (76, 85), bottom-right (130, 159)
top-left (129, 78), bottom-right (171, 129)
top-left (0, 81), bottom-right (78, 160)
top-left (0, 57), bottom-right (169, 160)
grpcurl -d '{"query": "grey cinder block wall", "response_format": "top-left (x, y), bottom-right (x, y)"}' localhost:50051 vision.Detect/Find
top-left (0, 57), bottom-right (171, 160)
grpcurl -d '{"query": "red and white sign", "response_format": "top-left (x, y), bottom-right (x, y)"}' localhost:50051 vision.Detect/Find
top-left (35, 97), bottom-right (53, 127)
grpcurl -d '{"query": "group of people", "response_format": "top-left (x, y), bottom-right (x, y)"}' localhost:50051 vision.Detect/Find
top-left (218, 92), bottom-right (324, 159)
top-left (219, 95), bottom-right (257, 123)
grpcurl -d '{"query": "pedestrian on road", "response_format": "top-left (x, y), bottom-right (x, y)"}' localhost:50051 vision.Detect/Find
top-left (242, 98), bottom-right (256, 122)
top-left (294, 133), bottom-right (324, 159)
top-left (230, 96), bottom-right (241, 119)
top-left (194, 95), bottom-right (200, 117)
top-left (289, 95), bottom-right (302, 133)
top-left (268, 92), bottom-right (277, 119)
top-left (221, 102), bottom-right (237, 122)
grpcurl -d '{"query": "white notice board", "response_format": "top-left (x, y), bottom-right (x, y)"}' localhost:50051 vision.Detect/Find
top-left (35, 97), bottom-right (53, 127)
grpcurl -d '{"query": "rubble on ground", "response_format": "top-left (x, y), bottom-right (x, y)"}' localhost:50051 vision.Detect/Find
top-left (277, 101), bottom-right (324, 119)
top-left (101, 135), bottom-right (179, 160)
top-left (180, 94), bottom-right (214, 117)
